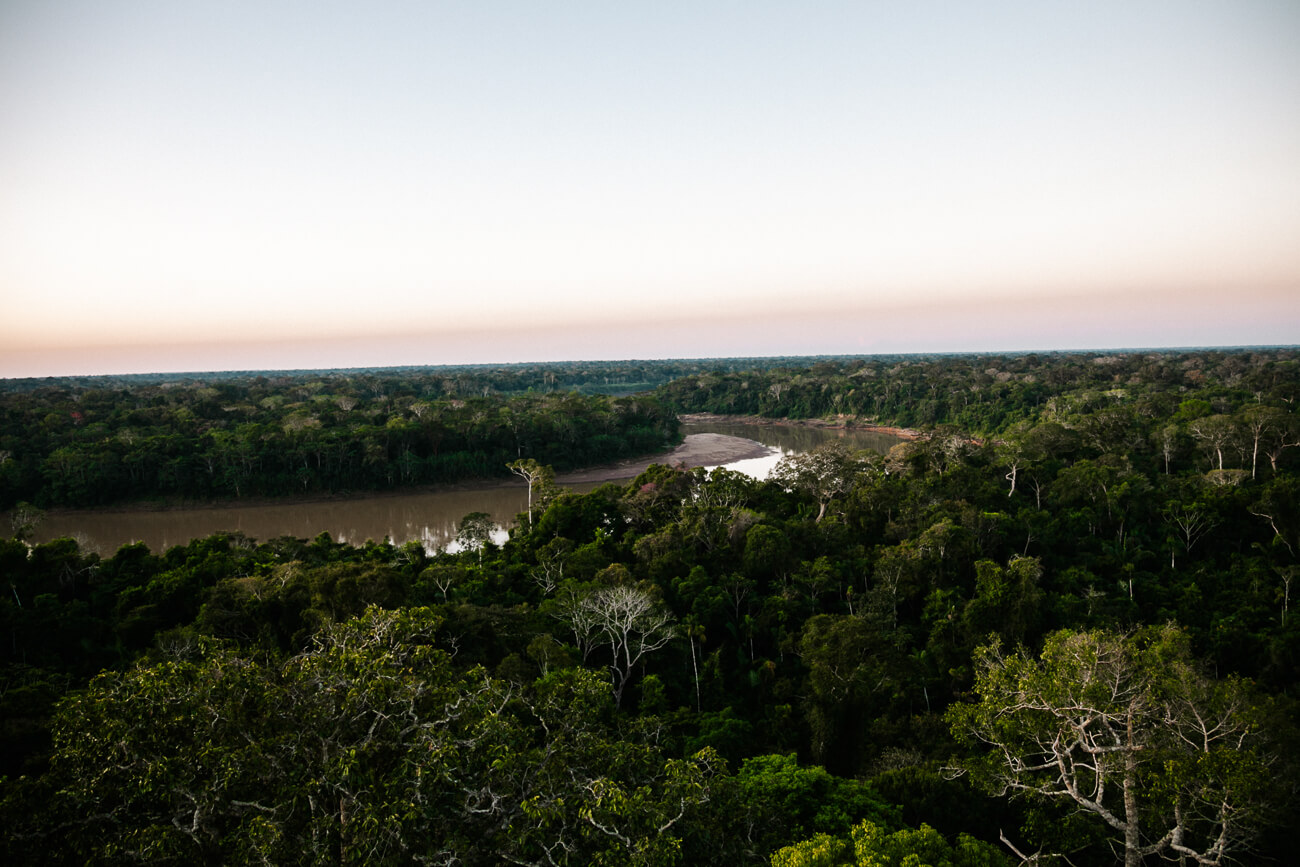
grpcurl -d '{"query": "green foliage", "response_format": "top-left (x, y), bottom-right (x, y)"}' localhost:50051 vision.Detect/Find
top-left (771, 819), bottom-right (1007, 867)
top-left (677, 753), bottom-right (898, 866)
top-left (2, 608), bottom-right (721, 865)
top-left (737, 754), bottom-right (898, 844)
top-left (770, 832), bottom-right (848, 867)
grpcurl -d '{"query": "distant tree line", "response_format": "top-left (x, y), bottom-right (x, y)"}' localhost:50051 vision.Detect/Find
top-left (653, 348), bottom-right (1300, 435)
top-left (0, 356), bottom-right (843, 397)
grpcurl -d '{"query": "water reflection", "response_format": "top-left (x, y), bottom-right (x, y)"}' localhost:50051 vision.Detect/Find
top-left (35, 486), bottom-right (537, 558)
top-left (29, 422), bottom-right (899, 556)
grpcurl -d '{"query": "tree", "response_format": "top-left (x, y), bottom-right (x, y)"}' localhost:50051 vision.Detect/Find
top-left (1250, 475), bottom-right (1300, 560)
top-left (948, 628), bottom-right (1275, 867)
top-left (770, 819), bottom-right (1006, 867)
top-left (1156, 423), bottom-right (1181, 474)
top-left (8, 501), bottom-right (45, 541)
top-left (508, 458), bottom-right (556, 529)
top-left (1189, 415), bottom-right (1239, 472)
top-left (3, 608), bottom-right (718, 865)
top-left (699, 753), bottom-right (898, 864)
top-left (417, 562), bottom-right (464, 601)
top-left (772, 442), bottom-right (862, 523)
top-left (530, 536), bottom-right (573, 595)
top-left (1239, 406), bottom-right (1285, 480)
top-left (961, 557), bottom-right (1043, 647)
top-left (1259, 408), bottom-right (1300, 474)
top-left (800, 614), bottom-right (908, 775)
top-left (995, 438), bottom-right (1027, 497)
top-left (554, 582), bottom-right (605, 664)
top-left (567, 583), bottom-right (676, 708)
top-left (1162, 501), bottom-right (1218, 571)
top-left (7, 608), bottom-right (497, 864)
top-left (454, 511), bottom-right (495, 562)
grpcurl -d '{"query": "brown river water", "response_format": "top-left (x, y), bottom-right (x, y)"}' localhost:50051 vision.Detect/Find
top-left (26, 421), bottom-right (901, 556)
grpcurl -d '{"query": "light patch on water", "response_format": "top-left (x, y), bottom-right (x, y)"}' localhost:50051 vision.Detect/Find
top-left (705, 446), bottom-right (788, 481)
top-left (440, 526), bottom-right (510, 556)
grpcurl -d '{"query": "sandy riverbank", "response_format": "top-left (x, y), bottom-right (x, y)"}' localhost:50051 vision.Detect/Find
top-left (679, 412), bottom-right (921, 440)
top-left (554, 433), bottom-right (776, 484)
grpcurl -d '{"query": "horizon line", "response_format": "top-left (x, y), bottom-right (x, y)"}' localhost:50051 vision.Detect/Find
top-left (4, 343), bottom-right (1297, 385)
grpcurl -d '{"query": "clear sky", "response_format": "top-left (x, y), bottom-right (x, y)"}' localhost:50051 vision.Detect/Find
top-left (2, 1), bottom-right (1298, 378)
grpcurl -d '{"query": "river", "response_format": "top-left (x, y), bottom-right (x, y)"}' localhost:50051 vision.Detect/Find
top-left (27, 420), bottom-right (902, 555)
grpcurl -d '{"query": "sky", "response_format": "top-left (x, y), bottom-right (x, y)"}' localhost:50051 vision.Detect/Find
top-left (2, 1), bottom-right (1298, 378)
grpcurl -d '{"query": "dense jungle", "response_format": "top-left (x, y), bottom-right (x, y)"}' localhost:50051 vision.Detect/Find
top-left (2, 348), bottom-right (1298, 865)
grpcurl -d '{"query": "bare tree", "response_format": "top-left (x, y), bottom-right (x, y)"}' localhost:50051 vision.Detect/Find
top-left (950, 628), bottom-right (1275, 867)
top-left (1189, 415), bottom-right (1239, 471)
top-left (555, 585), bottom-right (603, 664)
top-left (1163, 503), bottom-right (1218, 570)
top-left (996, 439), bottom-right (1027, 496)
top-left (507, 458), bottom-right (555, 529)
top-left (1156, 423), bottom-right (1180, 474)
top-left (570, 585), bottom-right (675, 708)
top-left (530, 538), bottom-right (572, 595)
top-left (1260, 410), bottom-right (1300, 474)
top-left (419, 563), bottom-right (461, 601)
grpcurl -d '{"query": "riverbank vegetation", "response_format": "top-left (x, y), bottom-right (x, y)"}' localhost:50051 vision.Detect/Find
top-left (0, 372), bottom-right (680, 508)
top-left (2, 347), bottom-right (1299, 864)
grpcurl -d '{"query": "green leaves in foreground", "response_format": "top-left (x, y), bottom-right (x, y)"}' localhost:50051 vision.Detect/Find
top-left (3, 606), bottom-right (719, 865)
top-left (770, 819), bottom-right (1007, 867)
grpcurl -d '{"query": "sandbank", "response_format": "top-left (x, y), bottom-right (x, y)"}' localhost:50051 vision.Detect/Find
top-left (679, 412), bottom-right (920, 440)
top-left (554, 433), bottom-right (776, 484)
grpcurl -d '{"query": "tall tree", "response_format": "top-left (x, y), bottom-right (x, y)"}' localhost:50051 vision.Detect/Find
top-left (454, 511), bottom-right (496, 562)
top-left (948, 627), bottom-right (1275, 867)
top-left (569, 583), bottom-right (676, 708)
top-left (507, 458), bottom-right (556, 529)
top-left (771, 441), bottom-right (862, 523)
top-left (1189, 415), bottom-right (1239, 472)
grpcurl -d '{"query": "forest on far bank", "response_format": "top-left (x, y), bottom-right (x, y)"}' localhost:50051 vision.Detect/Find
top-left (2, 347), bottom-right (1299, 865)
top-left (0, 379), bottom-right (681, 508)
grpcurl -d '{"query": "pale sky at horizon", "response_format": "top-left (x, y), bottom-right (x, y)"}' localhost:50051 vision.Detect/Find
top-left (2, 1), bottom-right (1298, 378)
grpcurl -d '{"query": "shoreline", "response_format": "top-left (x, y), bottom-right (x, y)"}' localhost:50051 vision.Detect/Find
top-left (678, 412), bottom-right (921, 441)
top-left (553, 432), bottom-right (776, 484)
top-left (17, 415), bottom-right (912, 521)
top-left (22, 432), bottom-right (779, 519)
